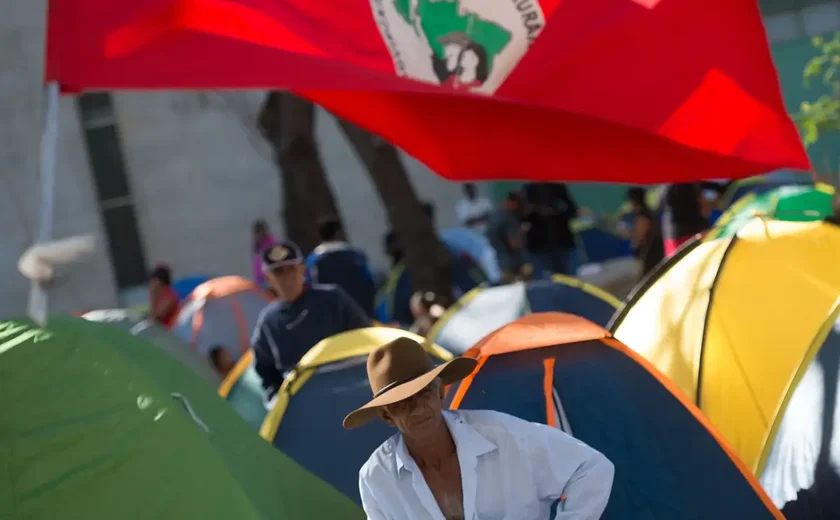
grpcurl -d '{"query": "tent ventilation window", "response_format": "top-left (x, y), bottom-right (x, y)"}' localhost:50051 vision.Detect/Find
top-left (171, 393), bottom-right (211, 434)
top-left (552, 388), bottom-right (573, 436)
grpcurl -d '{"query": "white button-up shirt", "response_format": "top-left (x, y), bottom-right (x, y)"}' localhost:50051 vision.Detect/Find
top-left (359, 410), bottom-right (614, 519)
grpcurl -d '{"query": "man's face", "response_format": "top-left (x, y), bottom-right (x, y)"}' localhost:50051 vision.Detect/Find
top-left (459, 49), bottom-right (479, 82)
top-left (379, 379), bottom-right (446, 437)
top-left (267, 264), bottom-right (306, 301)
top-left (443, 43), bottom-right (461, 71)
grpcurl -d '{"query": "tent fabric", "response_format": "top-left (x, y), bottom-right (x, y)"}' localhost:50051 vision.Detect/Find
top-left (172, 276), bottom-right (272, 360)
top-left (760, 303), bottom-right (840, 519)
top-left (258, 328), bottom-right (451, 505)
top-left (45, 0), bottom-right (808, 183)
top-left (82, 308), bottom-right (221, 385)
top-left (710, 183), bottom-right (835, 240)
top-left (570, 220), bottom-right (634, 268)
top-left (374, 249), bottom-right (487, 326)
top-left (218, 349), bottom-right (267, 431)
top-left (172, 274), bottom-right (214, 300)
top-left (0, 316), bottom-right (363, 519)
top-left (439, 227), bottom-right (501, 284)
top-left (445, 312), bottom-right (783, 519)
top-left (718, 171), bottom-right (815, 211)
top-left (427, 276), bottom-right (621, 355)
top-left (610, 220), bottom-right (840, 483)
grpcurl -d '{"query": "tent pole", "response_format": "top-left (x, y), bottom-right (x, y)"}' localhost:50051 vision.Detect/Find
top-left (28, 82), bottom-right (61, 325)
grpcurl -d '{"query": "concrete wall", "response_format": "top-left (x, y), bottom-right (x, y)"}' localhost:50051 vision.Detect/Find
top-left (0, 2), bottom-right (473, 319)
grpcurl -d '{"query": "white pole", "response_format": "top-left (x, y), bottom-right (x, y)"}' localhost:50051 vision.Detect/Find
top-left (28, 82), bottom-right (61, 326)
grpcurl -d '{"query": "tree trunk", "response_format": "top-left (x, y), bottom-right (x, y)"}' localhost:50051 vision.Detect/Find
top-left (337, 120), bottom-right (454, 305)
top-left (258, 92), bottom-right (344, 253)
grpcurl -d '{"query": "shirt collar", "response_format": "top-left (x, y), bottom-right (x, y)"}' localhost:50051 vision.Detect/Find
top-left (394, 410), bottom-right (497, 475)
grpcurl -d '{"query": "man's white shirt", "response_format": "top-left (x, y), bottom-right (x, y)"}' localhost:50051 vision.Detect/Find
top-left (456, 197), bottom-right (493, 234)
top-left (358, 410), bottom-right (614, 519)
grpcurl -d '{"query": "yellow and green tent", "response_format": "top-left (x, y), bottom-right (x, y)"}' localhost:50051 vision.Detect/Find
top-left (0, 316), bottom-right (363, 519)
top-left (609, 219), bottom-right (840, 516)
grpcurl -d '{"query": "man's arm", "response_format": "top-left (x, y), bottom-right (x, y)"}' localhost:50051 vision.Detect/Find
top-left (532, 425), bottom-right (614, 519)
top-left (359, 475), bottom-right (389, 520)
top-left (334, 286), bottom-right (372, 330)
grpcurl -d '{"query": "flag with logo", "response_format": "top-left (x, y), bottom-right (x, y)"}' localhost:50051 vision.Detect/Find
top-left (46, 0), bottom-right (810, 182)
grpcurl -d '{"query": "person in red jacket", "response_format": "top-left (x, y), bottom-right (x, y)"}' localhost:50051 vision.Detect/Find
top-left (148, 264), bottom-right (180, 329)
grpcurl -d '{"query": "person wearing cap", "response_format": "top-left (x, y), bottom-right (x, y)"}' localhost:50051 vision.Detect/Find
top-left (147, 264), bottom-right (180, 330)
top-left (252, 241), bottom-right (371, 401)
top-left (345, 337), bottom-right (614, 520)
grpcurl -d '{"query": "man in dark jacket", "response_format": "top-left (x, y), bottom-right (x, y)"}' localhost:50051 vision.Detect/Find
top-left (252, 241), bottom-right (371, 403)
top-left (523, 182), bottom-right (578, 277)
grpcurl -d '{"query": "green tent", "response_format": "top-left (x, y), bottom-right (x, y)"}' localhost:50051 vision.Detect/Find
top-left (82, 308), bottom-right (222, 386)
top-left (0, 316), bottom-right (363, 519)
top-left (710, 183), bottom-right (835, 240)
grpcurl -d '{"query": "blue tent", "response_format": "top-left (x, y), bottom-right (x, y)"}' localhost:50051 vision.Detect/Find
top-left (374, 248), bottom-right (487, 327)
top-left (439, 227), bottom-right (501, 284)
top-left (427, 276), bottom-right (621, 355)
top-left (571, 221), bottom-right (634, 270)
top-left (445, 313), bottom-right (784, 519)
top-left (259, 328), bottom-right (453, 505)
top-left (172, 275), bottom-right (214, 300)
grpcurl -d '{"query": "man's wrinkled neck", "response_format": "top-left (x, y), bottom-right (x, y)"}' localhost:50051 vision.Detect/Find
top-left (403, 416), bottom-right (457, 470)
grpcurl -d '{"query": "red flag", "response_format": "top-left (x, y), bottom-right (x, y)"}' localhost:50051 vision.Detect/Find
top-left (46, 0), bottom-right (811, 183)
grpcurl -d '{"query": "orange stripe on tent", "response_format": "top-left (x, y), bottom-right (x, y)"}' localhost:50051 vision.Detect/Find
top-left (448, 356), bottom-right (487, 410)
top-left (190, 308), bottom-right (205, 351)
top-left (230, 298), bottom-right (249, 356)
top-left (543, 358), bottom-right (557, 428)
top-left (599, 338), bottom-right (784, 519)
top-left (188, 275), bottom-right (273, 301)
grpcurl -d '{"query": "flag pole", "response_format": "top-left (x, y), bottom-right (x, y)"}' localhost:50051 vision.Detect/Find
top-left (28, 81), bottom-right (61, 325)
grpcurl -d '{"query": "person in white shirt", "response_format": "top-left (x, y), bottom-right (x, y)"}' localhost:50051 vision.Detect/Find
top-left (343, 337), bottom-right (614, 520)
top-left (455, 183), bottom-right (493, 234)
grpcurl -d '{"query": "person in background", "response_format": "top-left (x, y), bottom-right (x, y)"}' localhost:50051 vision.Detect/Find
top-left (306, 217), bottom-right (377, 317)
top-left (384, 201), bottom-right (436, 268)
top-left (625, 187), bottom-right (665, 277)
top-left (345, 337), bottom-right (614, 519)
top-left (661, 183), bottom-right (708, 257)
top-left (251, 219), bottom-right (277, 289)
top-left (252, 241), bottom-right (371, 403)
top-left (487, 192), bottom-right (530, 283)
top-left (523, 182), bottom-right (578, 277)
top-left (408, 291), bottom-right (447, 336)
top-left (208, 344), bottom-right (236, 377)
top-left (455, 183), bottom-right (492, 234)
top-left (148, 264), bottom-right (180, 329)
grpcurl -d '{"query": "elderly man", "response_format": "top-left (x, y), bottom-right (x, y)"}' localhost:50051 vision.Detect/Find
top-left (252, 241), bottom-right (370, 401)
top-left (344, 337), bottom-right (614, 519)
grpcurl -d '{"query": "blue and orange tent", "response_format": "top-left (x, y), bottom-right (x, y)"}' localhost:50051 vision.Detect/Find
top-left (445, 312), bottom-right (784, 519)
top-left (259, 328), bottom-right (453, 505)
top-left (427, 275), bottom-right (621, 355)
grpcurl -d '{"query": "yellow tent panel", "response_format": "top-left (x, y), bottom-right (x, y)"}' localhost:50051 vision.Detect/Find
top-left (611, 219), bottom-right (840, 473)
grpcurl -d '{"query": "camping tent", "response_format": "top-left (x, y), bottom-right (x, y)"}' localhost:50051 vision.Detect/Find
top-left (172, 276), bottom-right (272, 362)
top-left (570, 219), bottom-right (634, 269)
top-left (427, 275), bottom-right (621, 355)
top-left (172, 274), bottom-right (214, 300)
top-left (445, 312), bottom-right (784, 519)
top-left (0, 316), bottom-right (363, 519)
top-left (716, 170), bottom-right (814, 215)
top-left (82, 308), bottom-right (221, 385)
top-left (439, 227), bottom-right (502, 284)
top-left (609, 218), bottom-right (840, 515)
top-left (710, 183), bottom-right (835, 240)
top-left (259, 328), bottom-right (452, 505)
top-left (374, 249), bottom-right (487, 326)
top-left (218, 349), bottom-right (269, 432)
